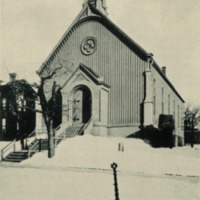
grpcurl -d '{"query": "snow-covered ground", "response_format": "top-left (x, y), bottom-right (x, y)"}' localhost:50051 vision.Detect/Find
top-left (23, 135), bottom-right (200, 176)
top-left (1, 136), bottom-right (200, 200)
top-left (0, 166), bottom-right (199, 200)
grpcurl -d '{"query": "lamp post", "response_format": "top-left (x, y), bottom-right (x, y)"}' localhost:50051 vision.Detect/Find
top-left (111, 162), bottom-right (120, 200)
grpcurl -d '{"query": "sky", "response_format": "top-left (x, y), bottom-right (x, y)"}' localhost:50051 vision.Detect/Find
top-left (1, 0), bottom-right (200, 106)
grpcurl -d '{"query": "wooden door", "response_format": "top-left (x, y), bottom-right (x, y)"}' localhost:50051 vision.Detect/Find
top-left (72, 90), bottom-right (83, 124)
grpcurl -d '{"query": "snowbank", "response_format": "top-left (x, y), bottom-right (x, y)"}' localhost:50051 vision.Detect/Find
top-left (22, 135), bottom-right (200, 176)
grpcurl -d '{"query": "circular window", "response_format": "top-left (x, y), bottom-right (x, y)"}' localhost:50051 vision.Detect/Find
top-left (81, 37), bottom-right (97, 55)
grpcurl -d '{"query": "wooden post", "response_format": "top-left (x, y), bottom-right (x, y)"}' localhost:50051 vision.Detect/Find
top-left (111, 162), bottom-right (120, 200)
top-left (13, 140), bottom-right (16, 152)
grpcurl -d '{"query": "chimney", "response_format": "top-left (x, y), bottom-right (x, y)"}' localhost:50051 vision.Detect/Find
top-left (83, 0), bottom-right (108, 16)
top-left (9, 73), bottom-right (17, 82)
top-left (161, 66), bottom-right (166, 76)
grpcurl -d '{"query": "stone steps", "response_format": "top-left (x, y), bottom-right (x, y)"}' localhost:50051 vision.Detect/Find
top-left (2, 124), bottom-right (85, 163)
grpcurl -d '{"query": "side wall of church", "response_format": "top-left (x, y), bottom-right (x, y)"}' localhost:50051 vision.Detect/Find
top-left (152, 67), bottom-right (184, 145)
top-left (42, 19), bottom-right (147, 131)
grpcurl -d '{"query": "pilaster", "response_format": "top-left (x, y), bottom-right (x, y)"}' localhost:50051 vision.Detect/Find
top-left (143, 56), bottom-right (153, 126)
top-left (35, 103), bottom-right (43, 130)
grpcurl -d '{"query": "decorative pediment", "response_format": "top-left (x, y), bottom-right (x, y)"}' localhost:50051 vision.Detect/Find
top-left (61, 63), bottom-right (110, 90)
top-left (73, 73), bottom-right (90, 83)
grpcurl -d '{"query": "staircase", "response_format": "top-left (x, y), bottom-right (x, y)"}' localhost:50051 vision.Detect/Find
top-left (1, 124), bottom-right (86, 163)
top-left (2, 139), bottom-right (49, 163)
top-left (65, 124), bottom-right (84, 138)
top-left (2, 151), bottom-right (35, 163)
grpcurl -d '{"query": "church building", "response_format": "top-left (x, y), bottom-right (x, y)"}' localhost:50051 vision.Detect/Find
top-left (36, 0), bottom-right (185, 145)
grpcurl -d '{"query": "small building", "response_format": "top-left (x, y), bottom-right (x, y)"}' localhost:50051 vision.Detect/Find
top-left (0, 73), bottom-right (36, 141)
top-left (185, 129), bottom-right (200, 145)
top-left (36, 0), bottom-right (185, 145)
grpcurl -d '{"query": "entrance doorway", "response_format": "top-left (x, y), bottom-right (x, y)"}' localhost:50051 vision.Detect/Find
top-left (72, 86), bottom-right (92, 125)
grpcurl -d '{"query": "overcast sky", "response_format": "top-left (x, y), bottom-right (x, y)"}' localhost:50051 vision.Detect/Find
top-left (1, 0), bottom-right (200, 106)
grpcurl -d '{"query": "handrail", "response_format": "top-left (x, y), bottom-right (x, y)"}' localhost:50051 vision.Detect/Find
top-left (1, 139), bottom-right (16, 161)
top-left (54, 132), bottom-right (65, 147)
top-left (79, 118), bottom-right (92, 135)
top-left (54, 119), bottom-right (92, 147)
top-left (27, 130), bottom-right (36, 138)
top-left (25, 130), bottom-right (36, 149)
top-left (28, 140), bottom-right (40, 158)
top-left (54, 125), bottom-right (67, 147)
top-left (54, 125), bottom-right (61, 132)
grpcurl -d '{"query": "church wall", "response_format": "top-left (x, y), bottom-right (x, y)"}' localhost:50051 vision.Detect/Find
top-left (152, 67), bottom-right (184, 145)
top-left (44, 19), bottom-right (146, 130)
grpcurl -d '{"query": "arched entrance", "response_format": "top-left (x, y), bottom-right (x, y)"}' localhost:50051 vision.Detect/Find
top-left (72, 86), bottom-right (92, 125)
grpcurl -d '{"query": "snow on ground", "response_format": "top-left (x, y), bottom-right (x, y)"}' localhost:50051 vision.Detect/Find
top-left (1, 166), bottom-right (199, 200)
top-left (22, 135), bottom-right (200, 177)
top-left (1, 136), bottom-right (200, 200)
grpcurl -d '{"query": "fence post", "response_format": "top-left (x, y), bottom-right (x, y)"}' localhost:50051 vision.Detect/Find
top-left (13, 140), bottom-right (16, 152)
top-left (111, 162), bottom-right (120, 200)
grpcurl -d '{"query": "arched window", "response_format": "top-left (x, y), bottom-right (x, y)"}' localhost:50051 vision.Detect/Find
top-left (2, 98), bottom-right (6, 109)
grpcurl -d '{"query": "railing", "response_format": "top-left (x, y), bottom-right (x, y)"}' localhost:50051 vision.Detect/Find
top-left (0, 129), bottom-right (43, 160)
top-left (54, 132), bottom-right (66, 147)
top-left (54, 119), bottom-right (93, 147)
top-left (78, 118), bottom-right (92, 135)
top-left (54, 125), bottom-right (67, 147)
top-left (54, 125), bottom-right (61, 135)
top-left (1, 139), bottom-right (16, 161)
top-left (27, 126), bottom-right (61, 157)
top-left (27, 140), bottom-right (40, 158)
top-left (25, 130), bottom-right (36, 149)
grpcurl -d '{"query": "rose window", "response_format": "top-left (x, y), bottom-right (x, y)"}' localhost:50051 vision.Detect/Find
top-left (81, 37), bottom-right (97, 55)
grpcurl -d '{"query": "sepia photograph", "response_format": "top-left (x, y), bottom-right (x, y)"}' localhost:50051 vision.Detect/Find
top-left (0, 0), bottom-right (200, 199)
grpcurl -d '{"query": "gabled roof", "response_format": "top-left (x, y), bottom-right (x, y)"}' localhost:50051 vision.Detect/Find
top-left (37, 3), bottom-right (150, 77)
top-left (37, 3), bottom-right (184, 103)
top-left (88, 5), bottom-right (185, 103)
top-left (152, 61), bottom-right (184, 103)
top-left (61, 63), bottom-right (110, 89)
top-left (89, 4), bottom-right (149, 60)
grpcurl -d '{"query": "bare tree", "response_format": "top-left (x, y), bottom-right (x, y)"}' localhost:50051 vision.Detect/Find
top-left (184, 105), bottom-right (200, 147)
top-left (9, 70), bottom-right (61, 157)
top-left (35, 64), bottom-right (63, 158)
top-left (8, 56), bottom-right (72, 158)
